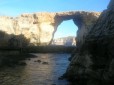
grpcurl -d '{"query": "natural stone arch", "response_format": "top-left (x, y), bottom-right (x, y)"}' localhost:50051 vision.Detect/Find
top-left (0, 11), bottom-right (100, 46)
top-left (53, 11), bottom-right (101, 46)
top-left (53, 19), bottom-right (77, 38)
top-left (52, 19), bottom-right (77, 46)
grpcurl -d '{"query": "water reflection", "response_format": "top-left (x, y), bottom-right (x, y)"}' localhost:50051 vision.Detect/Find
top-left (0, 53), bottom-right (70, 85)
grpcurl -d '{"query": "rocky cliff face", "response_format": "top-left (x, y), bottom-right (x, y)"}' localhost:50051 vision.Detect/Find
top-left (65, 0), bottom-right (114, 85)
top-left (51, 36), bottom-right (76, 46)
top-left (55, 12), bottom-right (100, 47)
top-left (0, 11), bottom-right (100, 47)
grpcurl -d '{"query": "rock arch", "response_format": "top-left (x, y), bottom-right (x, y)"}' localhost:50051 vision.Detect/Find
top-left (54, 11), bottom-right (100, 46)
top-left (0, 11), bottom-right (100, 46)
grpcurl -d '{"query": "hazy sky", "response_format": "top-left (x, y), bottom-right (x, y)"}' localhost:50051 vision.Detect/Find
top-left (0, 0), bottom-right (110, 38)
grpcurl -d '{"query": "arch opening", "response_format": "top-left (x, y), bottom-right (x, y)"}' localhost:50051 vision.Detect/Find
top-left (52, 20), bottom-right (78, 46)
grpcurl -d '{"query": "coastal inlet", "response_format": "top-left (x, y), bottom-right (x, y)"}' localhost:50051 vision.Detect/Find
top-left (0, 53), bottom-right (70, 85)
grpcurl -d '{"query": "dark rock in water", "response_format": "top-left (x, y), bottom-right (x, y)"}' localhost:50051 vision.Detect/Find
top-left (42, 62), bottom-right (49, 65)
top-left (65, 0), bottom-right (114, 85)
top-left (34, 60), bottom-right (41, 63)
top-left (0, 54), bottom-right (34, 67)
top-left (58, 73), bottom-right (66, 80)
top-left (37, 60), bottom-right (41, 63)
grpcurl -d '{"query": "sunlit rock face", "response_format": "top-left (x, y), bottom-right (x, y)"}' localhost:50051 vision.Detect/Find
top-left (65, 0), bottom-right (114, 84)
top-left (0, 11), bottom-right (100, 46)
top-left (51, 36), bottom-right (76, 46)
top-left (0, 13), bottom-right (56, 46)
top-left (16, 13), bottom-right (56, 46)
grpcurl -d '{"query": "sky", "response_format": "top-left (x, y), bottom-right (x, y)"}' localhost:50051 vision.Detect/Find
top-left (0, 0), bottom-right (110, 38)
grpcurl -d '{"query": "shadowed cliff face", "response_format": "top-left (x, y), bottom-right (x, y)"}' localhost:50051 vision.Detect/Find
top-left (0, 11), bottom-right (100, 46)
top-left (0, 31), bottom-right (30, 47)
top-left (65, 0), bottom-right (114, 85)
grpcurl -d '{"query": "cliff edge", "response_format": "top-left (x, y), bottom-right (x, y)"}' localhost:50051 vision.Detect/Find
top-left (65, 0), bottom-right (114, 85)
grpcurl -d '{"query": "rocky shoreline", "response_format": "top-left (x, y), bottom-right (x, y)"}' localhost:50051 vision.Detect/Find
top-left (0, 53), bottom-right (36, 68)
top-left (0, 0), bottom-right (113, 85)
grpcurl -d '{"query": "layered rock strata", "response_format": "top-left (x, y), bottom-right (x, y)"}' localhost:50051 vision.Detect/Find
top-left (65, 0), bottom-right (114, 85)
top-left (0, 11), bottom-right (100, 47)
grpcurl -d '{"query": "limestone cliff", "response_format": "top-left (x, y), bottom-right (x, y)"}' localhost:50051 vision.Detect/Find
top-left (65, 0), bottom-right (114, 85)
top-left (51, 36), bottom-right (76, 46)
top-left (0, 11), bottom-right (100, 47)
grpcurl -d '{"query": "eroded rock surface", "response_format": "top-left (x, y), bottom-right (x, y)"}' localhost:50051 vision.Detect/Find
top-left (65, 0), bottom-right (114, 85)
top-left (0, 11), bottom-right (100, 46)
